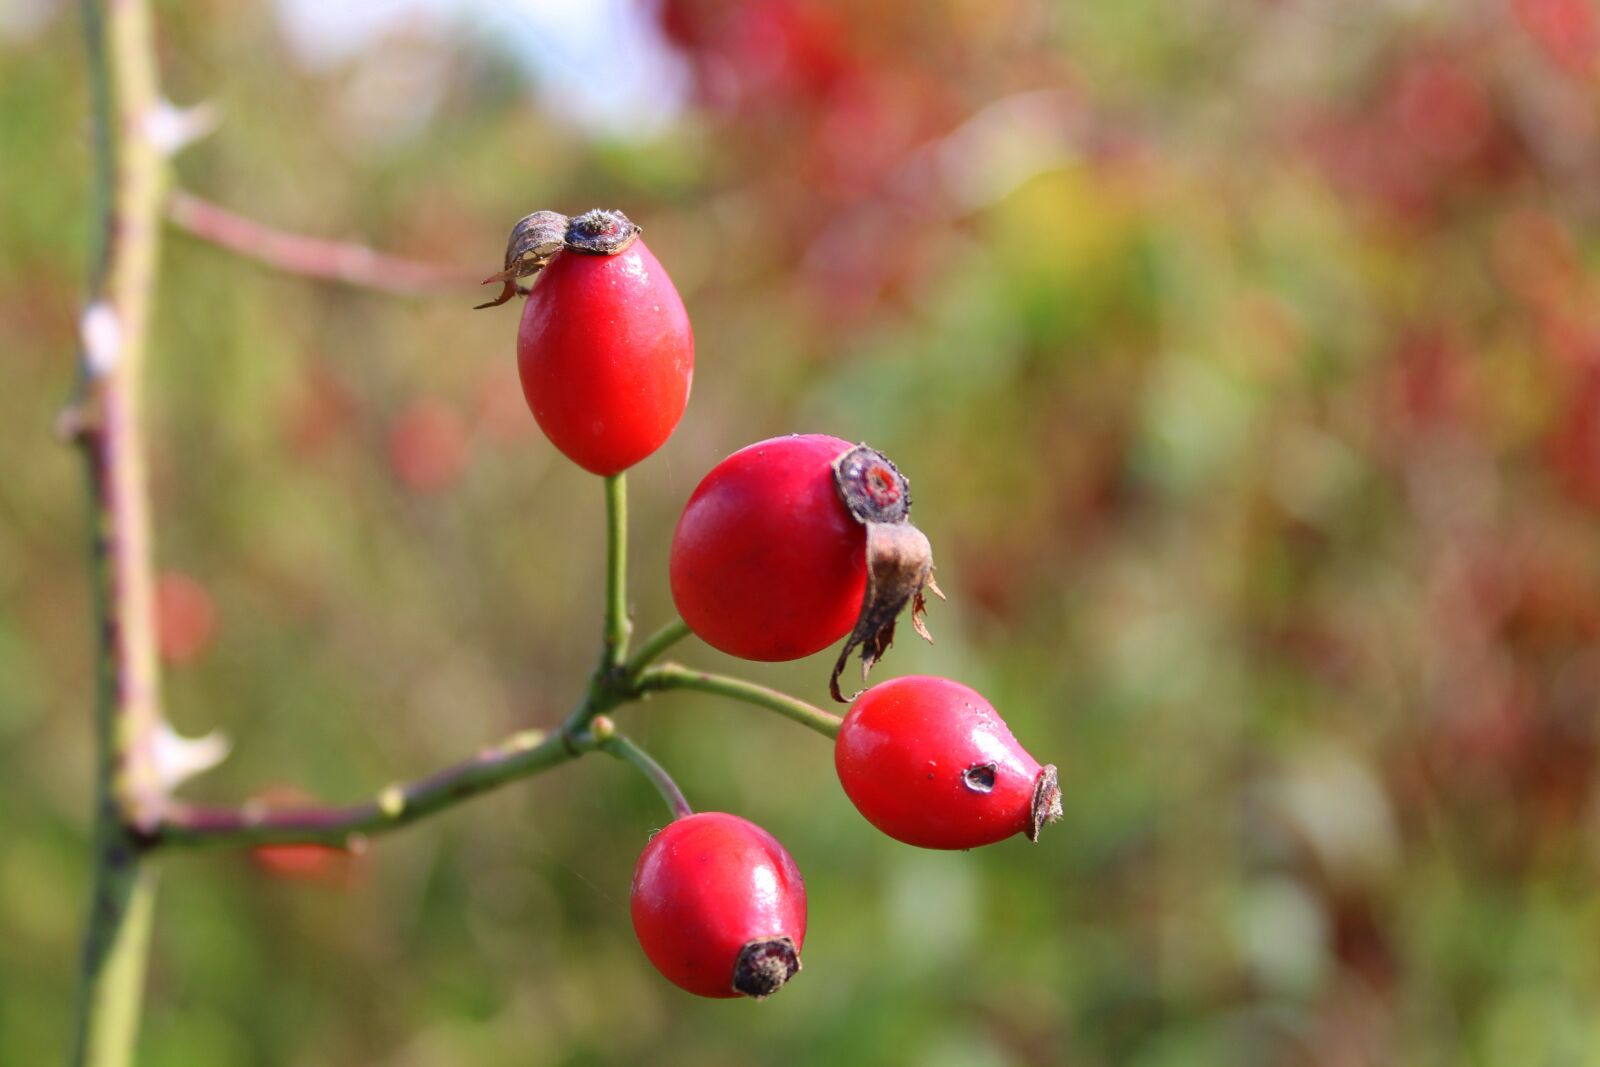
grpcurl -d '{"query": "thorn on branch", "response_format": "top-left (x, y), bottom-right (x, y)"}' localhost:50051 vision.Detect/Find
top-left (143, 98), bottom-right (221, 157)
top-left (150, 722), bottom-right (230, 793)
top-left (81, 301), bottom-right (122, 378)
top-left (58, 300), bottom-right (125, 443)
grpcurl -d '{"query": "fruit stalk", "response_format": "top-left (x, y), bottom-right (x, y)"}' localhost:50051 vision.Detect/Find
top-left (69, 0), bottom-right (169, 1063)
top-left (624, 617), bottom-right (693, 677)
top-left (603, 473), bottom-right (633, 668)
top-left (636, 664), bottom-right (844, 739)
top-left (596, 722), bottom-right (695, 821)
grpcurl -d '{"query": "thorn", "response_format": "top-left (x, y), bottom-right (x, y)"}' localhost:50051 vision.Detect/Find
top-left (151, 721), bottom-right (231, 792)
top-left (80, 301), bottom-right (122, 379)
top-left (473, 279), bottom-right (518, 309)
top-left (144, 98), bottom-right (221, 156)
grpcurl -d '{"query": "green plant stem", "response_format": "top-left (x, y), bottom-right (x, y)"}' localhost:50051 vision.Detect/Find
top-left (70, 853), bottom-right (156, 1067)
top-left (599, 731), bottom-right (694, 821)
top-left (155, 728), bottom-right (589, 848)
top-left (636, 663), bottom-right (844, 739)
top-left (624, 617), bottom-right (692, 678)
top-left (152, 658), bottom-right (840, 850)
top-left (602, 473), bottom-right (631, 667)
top-left (70, 0), bottom-right (170, 1064)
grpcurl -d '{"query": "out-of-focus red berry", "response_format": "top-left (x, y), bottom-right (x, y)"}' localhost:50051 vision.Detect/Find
top-left (387, 399), bottom-right (470, 494)
top-left (473, 364), bottom-right (541, 447)
top-left (155, 571), bottom-right (217, 666)
top-left (1545, 364), bottom-right (1600, 508)
top-left (1513, 0), bottom-right (1599, 79)
top-left (248, 786), bottom-right (362, 888)
top-left (281, 365), bottom-right (356, 459)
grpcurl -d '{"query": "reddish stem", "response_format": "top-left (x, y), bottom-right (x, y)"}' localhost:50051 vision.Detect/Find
top-left (167, 190), bottom-right (478, 295)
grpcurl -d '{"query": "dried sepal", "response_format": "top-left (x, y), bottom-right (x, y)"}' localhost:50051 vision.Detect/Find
top-left (1027, 765), bottom-right (1062, 843)
top-left (732, 936), bottom-right (802, 1000)
top-left (474, 209), bottom-right (641, 309)
top-left (828, 443), bottom-right (942, 703)
top-left (563, 208), bottom-right (642, 256)
top-left (828, 521), bottom-right (939, 702)
top-left (476, 210), bottom-right (570, 308)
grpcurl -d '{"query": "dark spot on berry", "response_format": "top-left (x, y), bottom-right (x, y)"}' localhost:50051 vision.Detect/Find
top-left (963, 763), bottom-right (997, 793)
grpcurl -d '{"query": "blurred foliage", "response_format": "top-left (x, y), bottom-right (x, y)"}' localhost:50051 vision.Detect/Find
top-left (8, 0), bottom-right (1600, 1063)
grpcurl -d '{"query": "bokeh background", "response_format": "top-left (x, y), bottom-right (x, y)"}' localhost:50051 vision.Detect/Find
top-left (7, 0), bottom-right (1600, 1063)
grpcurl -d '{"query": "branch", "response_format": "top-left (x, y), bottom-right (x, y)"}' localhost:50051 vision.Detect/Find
top-left (154, 728), bottom-right (586, 849)
top-left (149, 655), bottom-right (837, 848)
top-left (166, 189), bottom-right (479, 296)
top-left (71, 0), bottom-right (168, 1062)
top-left (624, 617), bottom-right (692, 678)
top-left (636, 663), bottom-right (844, 739)
top-left (595, 720), bottom-right (694, 821)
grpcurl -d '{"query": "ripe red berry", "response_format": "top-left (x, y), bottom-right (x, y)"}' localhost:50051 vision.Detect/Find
top-left (246, 787), bottom-right (361, 888)
top-left (251, 842), bottom-right (358, 886)
top-left (834, 675), bottom-right (1061, 850)
top-left (155, 571), bottom-right (217, 666)
top-left (670, 434), bottom-right (867, 661)
top-left (387, 398), bottom-right (470, 494)
top-left (630, 812), bottom-right (806, 999)
top-left (514, 211), bottom-right (693, 475)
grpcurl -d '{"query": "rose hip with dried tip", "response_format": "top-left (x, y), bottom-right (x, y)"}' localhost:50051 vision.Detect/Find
top-left (670, 435), bottom-right (941, 693)
top-left (834, 675), bottom-right (1061, 850)
top-left (630, 812), bottom-right (806, 999)
top-left (480, 209), bottom-right (694, 475)
top-left (671, 434), bottom-right (866, 661)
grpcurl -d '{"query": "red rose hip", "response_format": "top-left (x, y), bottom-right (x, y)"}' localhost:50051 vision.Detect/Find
top-left (630, 812), bottom-right (807, 999)
top-left (488, 209), bottom-right (694, 475)
top-left (835, 675), bottom-right (1061, 850)
top-left (670, 434), bottom-right (867, 661)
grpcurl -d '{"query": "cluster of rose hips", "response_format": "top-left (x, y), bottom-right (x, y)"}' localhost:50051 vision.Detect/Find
top-left (480, 208), bottom-right (1060, 1000)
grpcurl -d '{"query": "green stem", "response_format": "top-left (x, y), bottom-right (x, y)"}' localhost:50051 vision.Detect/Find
top-left (71, 0), bottom-right (170, 1063)
top-left (602, 473), bottom-right (631, 668)
top-left (154, 658), bottom-right (841, 848)
top-left (156, 728), bottom-right (586, 848)
top-left (636, 663), bottom-right (844, 739)
top-left (68, 836), bottom-right (155, 1067)
top-left (599, 731), bottom-right (694, 821)
top-left (624, 617), bottom-right (691, 679)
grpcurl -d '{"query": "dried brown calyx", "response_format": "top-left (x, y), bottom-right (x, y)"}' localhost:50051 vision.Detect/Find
top-left (828, 444), bottom-right (944, 703)
top-left (732, 936), bottom-right (802, 1000)
top-left (1027, 765), bottom-right (1062, 843)
top-left (474, 208), bottom-right (642, 309)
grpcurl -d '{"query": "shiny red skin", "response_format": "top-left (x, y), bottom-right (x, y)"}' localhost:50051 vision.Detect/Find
top-left (835, 676), bottom-right (1045, 850)
top-left (670, 434), bottom-right (867, 660)
top-left (517, 240), bottom-right (693, 475)
top-left (630, 812), bottom-right (807, 999)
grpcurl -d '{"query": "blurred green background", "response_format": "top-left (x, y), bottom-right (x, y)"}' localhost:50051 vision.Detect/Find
top-left (9, 0), bottom-right (1600, 1063)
